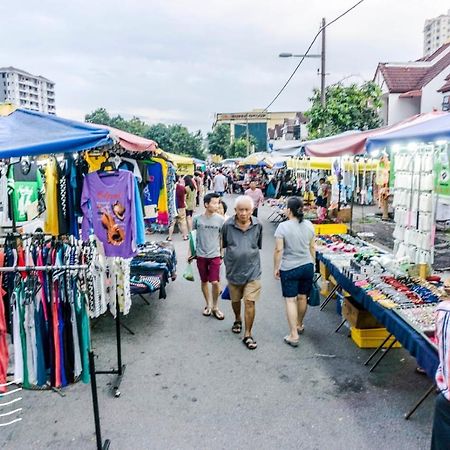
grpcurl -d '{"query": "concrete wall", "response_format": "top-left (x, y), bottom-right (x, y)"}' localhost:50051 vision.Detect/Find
top-left (387, 94), bottom-right (421, 124)
top-left (421, 71), bottom-right (448, 112)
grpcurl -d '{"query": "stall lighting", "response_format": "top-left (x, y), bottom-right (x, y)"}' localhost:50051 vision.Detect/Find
top-left (435, 140), bottom-right (447, 146)
top-left (392, 144), bottom-right (401, 153)
top-left (407, 143), bottom-right (418, 152)
top-left (370, 149), bottom-right (380, 158)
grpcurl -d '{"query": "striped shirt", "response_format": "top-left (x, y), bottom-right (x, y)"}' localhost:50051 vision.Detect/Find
top-left (435, 302), bottom-right (450, 401)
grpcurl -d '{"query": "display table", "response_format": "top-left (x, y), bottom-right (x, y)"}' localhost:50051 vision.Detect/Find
top-left (317, 251), bottom-right (439, 379)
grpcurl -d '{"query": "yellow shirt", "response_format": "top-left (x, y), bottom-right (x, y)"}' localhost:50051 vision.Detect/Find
top-left (84, 152), bottom-right (107, 173)
top-left (44, 157), bottom-right (59, 236)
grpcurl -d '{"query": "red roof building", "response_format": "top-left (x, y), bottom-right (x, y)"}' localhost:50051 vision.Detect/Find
top-left (374, 42), bottom-right (450, 124)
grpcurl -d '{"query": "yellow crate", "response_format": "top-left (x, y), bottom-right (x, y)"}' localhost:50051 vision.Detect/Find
top-left (351, 327), bottom-right (402, 349)
top-left (313, 223), bottom-right (348, 235)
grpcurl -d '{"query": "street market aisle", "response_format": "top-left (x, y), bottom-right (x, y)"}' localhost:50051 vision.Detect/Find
top-left (2, 198), bottom-right (434, 449)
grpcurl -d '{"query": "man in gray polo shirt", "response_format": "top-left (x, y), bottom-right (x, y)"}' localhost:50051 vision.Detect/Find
top-left (191, 192), bottom-right (225, 319)
top-left (222, 195), bottom-right (263, 350)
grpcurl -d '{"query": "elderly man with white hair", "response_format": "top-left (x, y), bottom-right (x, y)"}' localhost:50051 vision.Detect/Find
top-left (221, 195), bottom-right (263, 350)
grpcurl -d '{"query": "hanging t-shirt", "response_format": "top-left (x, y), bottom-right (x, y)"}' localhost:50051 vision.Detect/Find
top-left (84, 152), bottom-right (107, 173)
top-left (8, 160), bottom-right (44, 223)
top-left (143, 163), bottom-right (164, 206)
top-left (57, 158), bottom-right (70, 235)
top-left (119, 158), bottom-right (143, 183)
top-left (0, 165), bottom-right (12, 227)
top-left (81, 170), bottom-right (138, 258)
top-left (44, 158), bottom-right (59, 236)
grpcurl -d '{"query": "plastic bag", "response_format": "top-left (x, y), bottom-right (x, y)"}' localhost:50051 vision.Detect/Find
top-left (221, 285), bottom-right (231, 300)
top-left (183, 262), bottom-right (195, 282)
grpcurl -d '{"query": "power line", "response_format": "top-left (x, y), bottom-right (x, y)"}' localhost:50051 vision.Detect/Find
top-left (264, 0), bottom-right (367, 111)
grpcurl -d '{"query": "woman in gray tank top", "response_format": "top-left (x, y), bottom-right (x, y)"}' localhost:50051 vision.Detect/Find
top-left (273, 197), bottom-right (315, 347)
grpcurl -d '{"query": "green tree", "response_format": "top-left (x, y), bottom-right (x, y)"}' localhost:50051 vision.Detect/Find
top-left (207, 124), bottom-right (230, 158)
top-left (85, 107), bottom-right (111, 125)
top-left (305, 81), bottom-right (383, 139)
top-left (85, 108), bottom-right (205, 159)
top-left (228, 138), bottom-right (249, 158)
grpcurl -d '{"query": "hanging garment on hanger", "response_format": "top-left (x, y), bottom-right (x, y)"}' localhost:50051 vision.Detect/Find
top-left (84, 152), bottom-right (107, 173)
top-left (44, 157), bottom-right (59, 236)
top-left (81, 170), bottom-right (137, 258)
top-left (143, 161), bottom-right (164, 223)
top-left (0, 251), bottom-right (8, 393)
top-left (0, 164), bottom-right (12, 228)
top-left (7, 160), bottom-right (45, 223)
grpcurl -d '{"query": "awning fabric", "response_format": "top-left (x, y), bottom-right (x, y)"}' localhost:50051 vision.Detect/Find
top-left (0, 108), bottom-right (112, 158)
top-left (366, 112), bottom-right (450, 150)
top-left (239, 152), bottom-right (274, 167)
top-left (97, 124), bottom-right (159, 153)
top-left (304, 112), bottom-right (445, 157)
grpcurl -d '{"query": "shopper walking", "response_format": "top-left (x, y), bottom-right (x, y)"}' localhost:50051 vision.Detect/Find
top-left (245, 181), bottom-right (264, 217)
top-left (273, 197), bottom-right (315, 347)
top-left (194, 171), bottom-right (204, 206)
top-left (431, 292), bottom-right (450, 449)
top-left (167, 175), bottom-right (189, 241)
top-left (222, 195), bottom-right (263, 350)
top-left (190, 193), bottom-right (225, 319)
top-left (213, 169), bottom-right (228, 197)
top-left (184, 175), bottom-right (197, 232)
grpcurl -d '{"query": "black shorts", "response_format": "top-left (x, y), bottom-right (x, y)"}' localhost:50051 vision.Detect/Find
top-left (186, 210), bottom-right (194, 217)
top-left (279, 263), bottom-right (314, 298)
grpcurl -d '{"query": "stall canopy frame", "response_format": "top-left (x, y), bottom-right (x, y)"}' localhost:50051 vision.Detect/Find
top-left (0, 107), bottom-right (112, 158)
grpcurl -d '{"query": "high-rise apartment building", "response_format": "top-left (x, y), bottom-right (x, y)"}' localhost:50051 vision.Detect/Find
top-left (424, 10), bottom-right (450, 57)
top-left (0, 66), bottom-right (56, 115)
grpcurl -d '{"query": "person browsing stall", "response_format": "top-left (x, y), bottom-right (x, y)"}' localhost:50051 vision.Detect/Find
top-left (167, 175), bottom-right (189, 241)
top-left (222, 195), bottom-right (263, 350)
top-left (273, 197), bottom-right (315, 347)
top-left (245, 181), bottom-right (264, 218)
top-left (190, 193), bottom-right (225, 319)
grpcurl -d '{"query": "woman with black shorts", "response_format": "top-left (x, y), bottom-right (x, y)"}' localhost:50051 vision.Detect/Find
top-left (273, 197), bottom-right (315, 347)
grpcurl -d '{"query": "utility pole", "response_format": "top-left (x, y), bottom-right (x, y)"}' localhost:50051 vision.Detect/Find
top-left (320, 17), bottom-right (326, 107)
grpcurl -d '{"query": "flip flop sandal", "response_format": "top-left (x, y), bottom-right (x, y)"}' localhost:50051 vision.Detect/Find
top-left (212, 309), bottom-right (225, 320)
top-left (284, 336), bottom-right (299, 347)
top-left (243, 336), bottom-right (257, 350)
top-left (297, 326), bottom-right (305, 335)
top-left (203, 307), bottom-right (212, 317)
top-left (232, 321), bottom-right (242, 333)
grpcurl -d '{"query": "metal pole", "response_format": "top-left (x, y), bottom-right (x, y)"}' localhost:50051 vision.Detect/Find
top-left (321, 17), bottom-right (326, 107)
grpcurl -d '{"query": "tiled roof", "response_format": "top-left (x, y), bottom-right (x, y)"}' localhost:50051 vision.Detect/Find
top-left (438, 79), bottom-right (450, 93)
top-left (422, 42), bottom-right (450, 62)
top-left (377, 64), bottom-right (429, 93)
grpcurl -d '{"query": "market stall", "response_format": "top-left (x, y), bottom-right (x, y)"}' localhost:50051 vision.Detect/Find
top-left (0, 106), bottom-right (179, 447)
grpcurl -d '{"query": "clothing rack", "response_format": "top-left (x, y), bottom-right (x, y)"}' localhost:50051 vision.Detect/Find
top-left (0, 263), bottom-right (111, 449)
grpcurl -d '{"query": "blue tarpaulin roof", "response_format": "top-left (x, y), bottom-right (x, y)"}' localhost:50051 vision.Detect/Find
top-left (0, 108), bottom-right (112, 158)
top-left (366, 112), bottom-right (450, 151)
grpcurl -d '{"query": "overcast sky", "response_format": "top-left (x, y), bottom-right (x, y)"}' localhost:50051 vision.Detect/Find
top-left (2, 0), bottom-right (450, 133)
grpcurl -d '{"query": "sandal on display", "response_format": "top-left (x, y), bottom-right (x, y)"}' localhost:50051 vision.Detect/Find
top-left (284, 336), bottom-right (299, 347)
top-left (242, 336), bottom-right (257, 350)
top-left (232, 321), bottom-right (242, 333)
top-left (203, 307), bottom-right (212, 317)
top-left (212, 309), bottom-right (225, 320)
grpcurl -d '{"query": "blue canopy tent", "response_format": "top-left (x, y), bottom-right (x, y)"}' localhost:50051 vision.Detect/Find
top-left (366, 112), bottom-right (450, 151)
top-left (0, 107), bottom-right (112, 158)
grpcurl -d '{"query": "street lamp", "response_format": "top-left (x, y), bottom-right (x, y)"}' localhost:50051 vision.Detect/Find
top-left (278, 17), bottom-right (327, 106)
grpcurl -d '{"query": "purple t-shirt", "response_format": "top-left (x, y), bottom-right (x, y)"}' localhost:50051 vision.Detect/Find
top-left (81, 170), bottom-right (137, 258)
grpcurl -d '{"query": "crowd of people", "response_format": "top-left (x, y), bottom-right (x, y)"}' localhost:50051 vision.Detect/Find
top-left (167, 165), bottom-right (450, 445)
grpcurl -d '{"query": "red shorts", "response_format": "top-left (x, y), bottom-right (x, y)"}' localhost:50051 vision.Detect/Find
top-left (196, 257), bottom-right (221, 283)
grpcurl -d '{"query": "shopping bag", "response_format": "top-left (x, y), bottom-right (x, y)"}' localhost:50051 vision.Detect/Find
top-left (183, 262), bottom-right (195, 282)
top-left (221, 285), bottom-right (231, 300)
top-left (307, 274), bottom-right (321, 307)
top-left (189, 230), bottom-right (197, 258)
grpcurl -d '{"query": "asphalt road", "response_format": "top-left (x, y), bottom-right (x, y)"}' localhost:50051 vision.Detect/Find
top-left (2, 197), bottom-right (435, 449)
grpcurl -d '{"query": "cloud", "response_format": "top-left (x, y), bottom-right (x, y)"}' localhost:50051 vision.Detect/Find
top-left (2, 0), bottom-right (450, 133)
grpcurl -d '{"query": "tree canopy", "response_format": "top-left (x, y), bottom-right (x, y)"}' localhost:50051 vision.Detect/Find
top-left (305, 82), bottom-right (383, 139)
top-left (207, 123), bottom-right (256, 159)
top-left (85, 108), bottom-right (205, 159)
